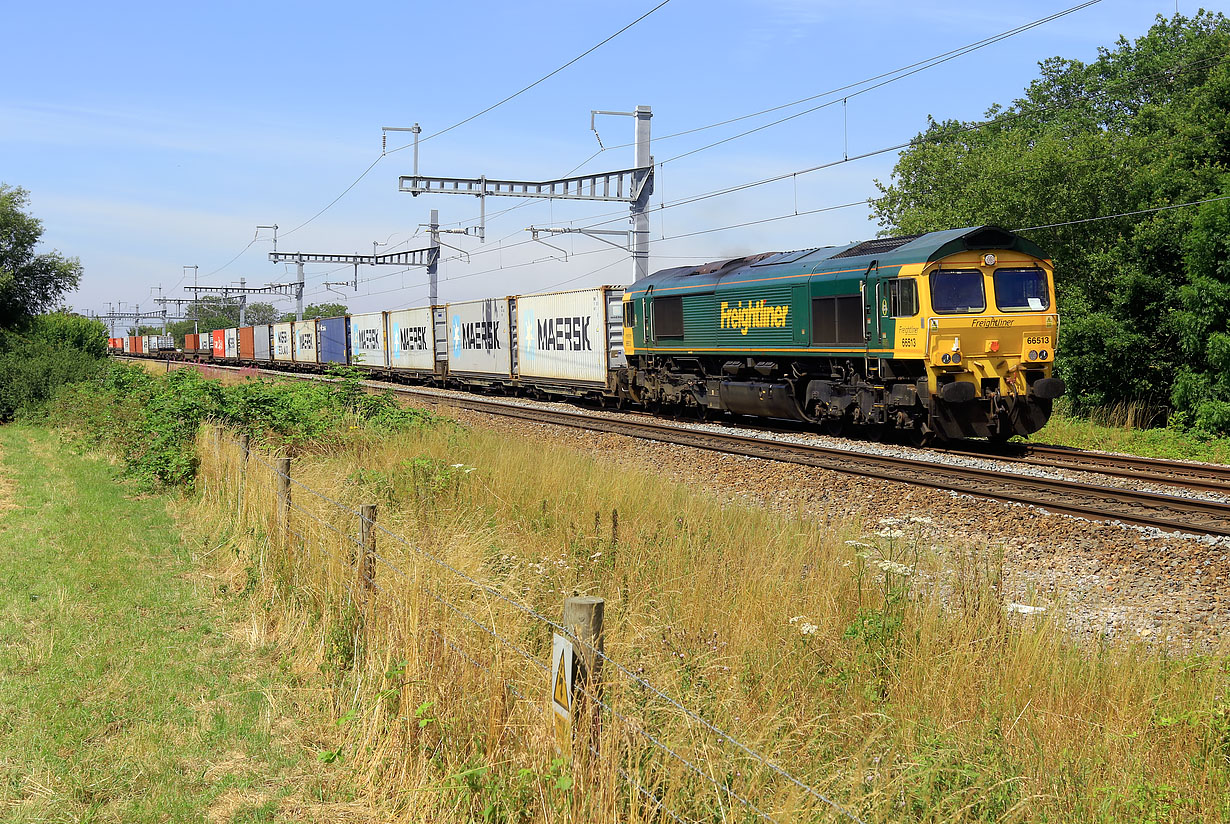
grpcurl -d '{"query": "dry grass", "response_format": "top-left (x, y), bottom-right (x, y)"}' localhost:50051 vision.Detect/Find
top-left (185, 418), bottom-right (1230, 822)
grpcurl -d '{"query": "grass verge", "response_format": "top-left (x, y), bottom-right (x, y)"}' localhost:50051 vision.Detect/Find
top-left (0, 424), bottom-right (366, 823)
top-left (1030, 406), bottom-right (1230, 464)
top-left (188, 416), bottom-right (1230, 823)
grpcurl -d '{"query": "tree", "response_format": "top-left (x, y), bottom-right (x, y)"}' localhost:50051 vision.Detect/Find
top-left (870, 12), bottom-right (1230, 428)
top-left (280, 303), bottom-right (348, 322)
top-left (246, 302), bottom-right (279, 325)
top-left (0, 184), bottom-right (83, 328)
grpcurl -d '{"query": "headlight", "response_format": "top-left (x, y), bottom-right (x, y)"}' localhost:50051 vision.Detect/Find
top-left (1028, 350), bottom-right (1038, 360)
top-left (941, 353), bottom-right (951, 364)
top-left (1039, 349), bottom-right (1049, 360)
top-left (951, 353), bottom-right (961, 364)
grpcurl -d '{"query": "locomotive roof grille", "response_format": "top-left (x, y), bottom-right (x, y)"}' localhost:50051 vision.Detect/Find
top-left (829, 234), bottom-right (924, 259)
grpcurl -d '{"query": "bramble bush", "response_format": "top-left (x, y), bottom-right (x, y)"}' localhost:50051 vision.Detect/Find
top-left (49, 362), bottom-right (439, 489)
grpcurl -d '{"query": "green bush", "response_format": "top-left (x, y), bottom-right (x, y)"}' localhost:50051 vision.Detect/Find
top-left (49, 362), bottom-right (440, 490)
top-left (0, 329), bottom-right (105, 420)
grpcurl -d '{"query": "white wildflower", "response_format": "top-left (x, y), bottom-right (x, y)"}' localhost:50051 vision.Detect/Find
top-left (875, 559), bottom-right (913, 576)
top-left (878, 517), bottom-right (902, 526)
top-left (909, 516), bottom-right (933, 524)
top-left (788, 615), bottom-right (805, 625)
top-left (590, 551), bottom-right (602, 560)
top-left (799, 623), bottom-right (818, 636)
top-left (844, 540), bottom-right (874, 549)
top-left (875, 528), bottom-right (905, 539)
top-left (450, 463), bottom-right (465, 468)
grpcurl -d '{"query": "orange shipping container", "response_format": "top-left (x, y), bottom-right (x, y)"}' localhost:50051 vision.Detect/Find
top-left (185, 333), bottom-right (199, 351)
top-left (128, 336), bottom-right (143, 354)
top-left (238, 327), bottom-right (255, 360)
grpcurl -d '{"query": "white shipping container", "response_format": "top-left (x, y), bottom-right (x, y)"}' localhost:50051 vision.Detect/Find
top-left (141, 335), bottom-right (150, 353)
top-left (253, 325), bottom-right (272, 360)
top-left (387, 307), bottom-right (435, 371)
top-left (515, 287), bottom-right (621, 385)
top-left (293, 320), bottom-right (318, 364)
top-left (152, 334), bottom-right (174, 351)
top-left (272, 322), bottom-right (294, 362)
top-left (349, 312), bottom-right (387, 368)
top-left (225, 328), bottom-right (238, 359)
top-left (446, 298), bottom-right (512, 377)
top-left (122, 338), bottom-right (131, 353)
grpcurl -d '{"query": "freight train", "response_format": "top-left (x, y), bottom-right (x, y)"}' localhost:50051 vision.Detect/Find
top-left (111, 225), bottom-right (1065, 442)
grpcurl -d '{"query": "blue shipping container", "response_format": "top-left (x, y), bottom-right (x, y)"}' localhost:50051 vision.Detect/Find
top-left (319, 316), bottom-right (350, 364)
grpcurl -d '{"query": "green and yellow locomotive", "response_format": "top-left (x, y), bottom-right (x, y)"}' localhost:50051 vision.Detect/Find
top-left (620, 225), bottom-right (1065, 442)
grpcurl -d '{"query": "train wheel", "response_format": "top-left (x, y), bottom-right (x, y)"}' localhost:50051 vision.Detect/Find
top-left (821, 417), bottom-right (845, 437)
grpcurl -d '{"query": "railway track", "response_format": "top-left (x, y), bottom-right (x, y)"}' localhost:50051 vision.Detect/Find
top-left (130, 357), bottom-right (1230, 538)
top-left (953, 442), bottom-right (1230, 496)
top-left (387, 386), bottom-right (1230, 539)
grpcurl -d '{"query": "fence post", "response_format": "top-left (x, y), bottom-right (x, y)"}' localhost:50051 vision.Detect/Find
top-left (236, 433), bottom-right (250, 517)
top-left (358, 504), bottom-right (377, 602)
top-left (276, 457), bottom-right (291, 548)
top-left (563, 595), bottom-right (605, 755)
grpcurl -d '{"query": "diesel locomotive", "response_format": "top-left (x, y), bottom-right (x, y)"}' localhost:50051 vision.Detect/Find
top-left (620, 225), bottom-right (1065, 441)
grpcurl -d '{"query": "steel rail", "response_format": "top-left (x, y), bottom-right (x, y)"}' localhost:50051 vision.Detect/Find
top-left (389, 387), bottom-right (1230, 538)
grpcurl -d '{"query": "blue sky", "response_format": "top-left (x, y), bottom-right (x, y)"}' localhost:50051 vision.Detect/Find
top-left (3, 0), bottom-right (1202, 325)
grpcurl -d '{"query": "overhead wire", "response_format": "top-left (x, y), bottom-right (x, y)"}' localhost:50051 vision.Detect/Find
top-left (388, 0), bottom-right (674, 149)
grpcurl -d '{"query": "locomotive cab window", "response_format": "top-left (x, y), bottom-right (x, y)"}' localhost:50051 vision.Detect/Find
top-left (623, 301), bottom-right (636, 327)
top-left (653, 296), bottom-right (684, 338)
top-left (929, 269), bottom-right (986, 314)
top-left (993, 268), bottom-right (1050, 312)
top-left (887, 278), bottom-right (918, 317)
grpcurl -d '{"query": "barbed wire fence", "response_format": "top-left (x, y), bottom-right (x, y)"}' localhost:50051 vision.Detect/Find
top-left (198, 425), bottom-right (868, 823)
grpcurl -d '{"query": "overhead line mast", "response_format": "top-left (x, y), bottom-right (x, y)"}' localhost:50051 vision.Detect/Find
top-left (399, 105), bottom-right (654, 282)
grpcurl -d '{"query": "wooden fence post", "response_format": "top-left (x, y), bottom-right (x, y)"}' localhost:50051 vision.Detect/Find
top-left (276, 457), bottom-right (291, 548)
top-left (563, 595), bottom-right (605, 755)
top-left (236, 433), bottom-right (250, 517)
top-left (358, 504), bottom-right (377, 602)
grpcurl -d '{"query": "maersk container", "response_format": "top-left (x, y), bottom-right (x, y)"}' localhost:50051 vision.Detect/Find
top-left (253, 325), bottom-right (272, 361)
top-left (387, 307), bottom-right (436, 371)
top-left (212, 330), bottom-right (226, 358)
top-left (446, 298), bottom-right (512, 378)
top-left (318, 316), bottom-right (349, 365)
top-left (514, 286), bottom-right (625, 386)
top-left (238, 327), bottom-right (255, 360)
top-left (224, 328), bottom-right (238, 359)
top-left (349, 312), bottom-right (388, 368)
top-left (292, 319), bottom-right (317, 363)
top-left (272, 322), bottom-right (294, 362)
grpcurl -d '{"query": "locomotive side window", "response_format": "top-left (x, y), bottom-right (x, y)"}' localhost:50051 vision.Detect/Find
top-left (887, 278), bottom-right (918, 317)
top-left (929, 269), bottom-right (986, 314)
top-left (653, 296), bottom-right (684, 338)
top-left (812, 295), bottom-right (864, 345)
top-left (993, 268), bottom-right (1050, 312)
top-left (624, 301), bottom-right (636, 327)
